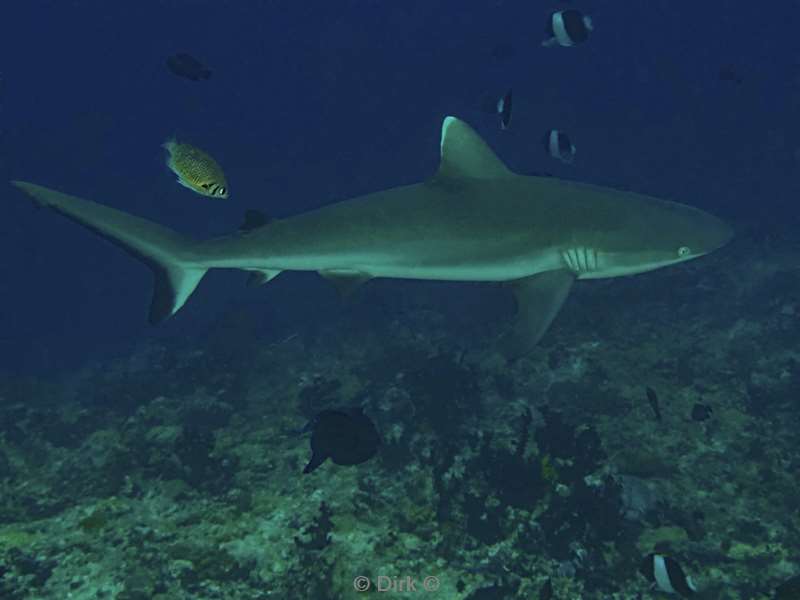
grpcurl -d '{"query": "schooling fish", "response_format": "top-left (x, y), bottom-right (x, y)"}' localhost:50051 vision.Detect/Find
top-left (302, 407), bottom-right (380, 473)
top-left (166, 53), bottom-right (212, 81)
top-left (163, 139), bottom-right (229, 199)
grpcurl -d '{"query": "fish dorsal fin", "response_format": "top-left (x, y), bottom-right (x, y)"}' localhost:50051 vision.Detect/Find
top-left (436, 116), bottom-right (512, 180)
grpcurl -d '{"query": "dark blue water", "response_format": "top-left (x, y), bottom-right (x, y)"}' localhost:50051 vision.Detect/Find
top-left (2, 1), bottom-right (797, 373)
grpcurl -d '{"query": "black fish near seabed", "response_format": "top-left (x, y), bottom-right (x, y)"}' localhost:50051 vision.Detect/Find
top-left (646, 387), bottom-right (662, 421)
top-left (166, 53), bottom-right (212, 81)
top-left (640, 553), bottom-right (697, 597)
top-left (302, 408), bottom-right (380, 474)
top-left (690, 402), bottom-right (713, 422)
top-left (538, 577), bottom-right (553, 599)
top-left (775, 574), bottom-right (800, 599)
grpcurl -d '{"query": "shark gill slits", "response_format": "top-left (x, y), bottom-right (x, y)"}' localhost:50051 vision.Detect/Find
top-left (562, 247), bottom-right (597, 274)
top-left (544, 129), bottom-right (576, 164)
top-left (543, 9), bottom-right (593, 48)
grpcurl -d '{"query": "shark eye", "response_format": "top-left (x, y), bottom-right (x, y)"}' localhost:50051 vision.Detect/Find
top-left (677, 246), bottom-right (691, 257)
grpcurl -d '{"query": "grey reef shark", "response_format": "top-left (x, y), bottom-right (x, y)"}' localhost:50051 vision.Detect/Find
top-left (11, 117), bottom-right (732, 357)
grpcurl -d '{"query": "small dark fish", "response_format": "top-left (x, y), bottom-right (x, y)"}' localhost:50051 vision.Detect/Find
top-left (775, 575), bottom-right (800, 599)
top-left (239, 209), bottom-right (271, 233)
top-left (303, 407), bottom-right (380, 473)
top-left (539, 577), bottom-right (553, 600)
top-left (479, 89), bottom-right (513, 130)
top-left (640, 553), bottom-right (697, 597)
top-left (690, 403), bottom-right (713, 422)
top-left (646, 387), bottom-right (661, 421)
top-left (166, 53), bottom-right (212, 81)
top-left (543, 130), bottom-right (576, 164)
top-left (719, 65), bottom-right (743, 85)
top-left (543, 10), bottom-right (593, 48)
top-left (490, 42), bottom-right (517, 61)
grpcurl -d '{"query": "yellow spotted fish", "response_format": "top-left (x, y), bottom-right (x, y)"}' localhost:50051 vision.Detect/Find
top-left (163, 139), bottom-right (229, 199)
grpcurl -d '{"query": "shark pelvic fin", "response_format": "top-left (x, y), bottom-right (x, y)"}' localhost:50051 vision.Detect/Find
top-left (319, 270), bottom-right (372, 298)
top-left (246, 269), bottom-right (281, 287)
top-left (498, 268), bottom-right (576, 359)
top-left (435, 116), bottom-right (513, 180)
top-left (11, 181), bottom-right (206, 324)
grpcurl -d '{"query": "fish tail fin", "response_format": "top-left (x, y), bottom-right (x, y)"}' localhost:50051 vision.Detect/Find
top-left (12, 181), bottom-right (206, 323)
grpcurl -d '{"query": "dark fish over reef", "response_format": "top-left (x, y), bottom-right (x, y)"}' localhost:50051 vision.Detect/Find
top-left (774, 574), bottom-right (800, 599)
top-left (539, 576), bottom-right (553, 599)
top-left (640, 553), bottom-right (697, 597)
top-left (166, 53), bottom-right (212, 81)
top-left (303, 408), bottom-right (380, 473)
top-left (690, 402), bottom-right (713, 422)
top-left (646, 386), bottom-right (661, 421)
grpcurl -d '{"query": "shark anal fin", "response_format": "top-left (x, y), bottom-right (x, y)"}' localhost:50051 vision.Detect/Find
top-left (498, 269), bottom-right (576, 359)
top-left (319, 270), bottom-right (372, 299)
top-left (435, 116), bottom-right (513, 180)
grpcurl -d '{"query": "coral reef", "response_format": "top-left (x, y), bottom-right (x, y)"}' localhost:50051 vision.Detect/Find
top-left (0, 232), bottom-right (799, 598)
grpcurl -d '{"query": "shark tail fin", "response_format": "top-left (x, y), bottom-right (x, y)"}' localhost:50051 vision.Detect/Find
top-left (12, 181), bottom-right (206, 323)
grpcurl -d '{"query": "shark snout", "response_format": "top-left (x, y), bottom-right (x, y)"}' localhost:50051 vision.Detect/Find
top-left (704, 213), bottom-right (734, 252)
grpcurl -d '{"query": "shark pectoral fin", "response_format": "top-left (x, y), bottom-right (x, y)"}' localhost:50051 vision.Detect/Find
top-left (246, 269), bottom-right (281, 287)
top-left (434, 116), bottom-right (513, 181)
top-left (498, 269), bottom-right (576, 359)
top-left (319, 270), bottom-right (372, 299)
top-left (12, 181), bottom-right (207, 324)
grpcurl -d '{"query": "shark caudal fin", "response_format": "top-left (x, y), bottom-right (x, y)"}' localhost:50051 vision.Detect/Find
top-left (12, 181), bottom-right (206, 323)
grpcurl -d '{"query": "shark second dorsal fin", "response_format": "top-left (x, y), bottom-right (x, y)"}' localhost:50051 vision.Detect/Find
top-left (436, 116), bottom-right (512, 180)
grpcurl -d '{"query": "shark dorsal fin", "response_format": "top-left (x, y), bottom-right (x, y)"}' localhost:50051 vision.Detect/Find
top-left (436, 116), bottom-right (512, 180)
